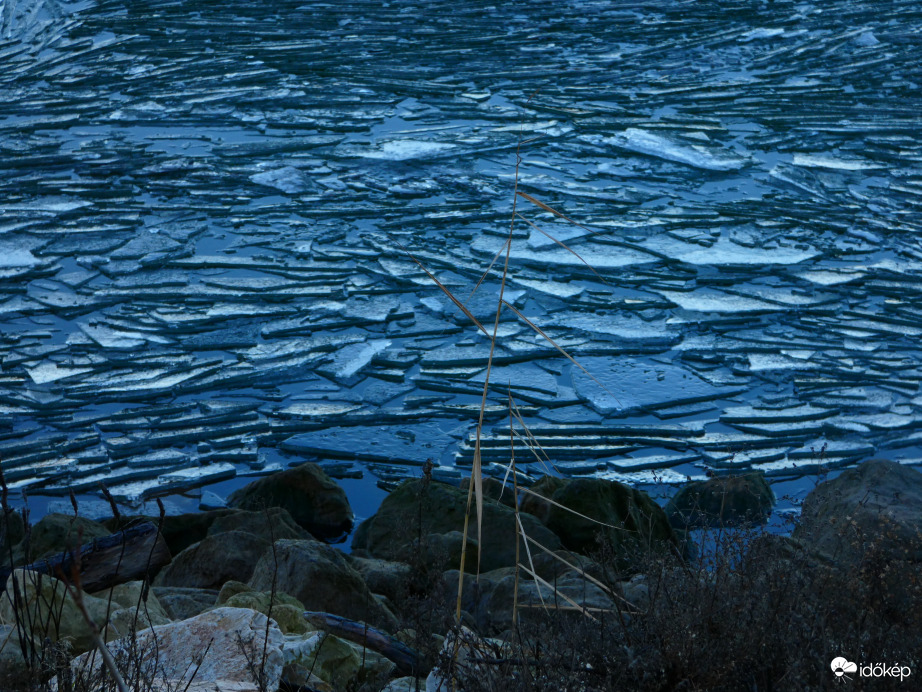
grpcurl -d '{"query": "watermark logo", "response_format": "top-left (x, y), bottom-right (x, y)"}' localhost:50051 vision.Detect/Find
top-left (831, 657), bottom-right (911, 683)
top-left (831, 657), bottom-right (857, 681)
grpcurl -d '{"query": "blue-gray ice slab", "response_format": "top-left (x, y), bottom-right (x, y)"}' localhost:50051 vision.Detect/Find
top-left (281, 424), bottom-right (463, 466)
top-left (594, 129), bottom-right (751, 171)
top-left (572, 357), bottom-right (746, 415)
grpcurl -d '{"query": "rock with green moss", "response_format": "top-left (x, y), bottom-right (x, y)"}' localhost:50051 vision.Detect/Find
top-left (521, 476), bottom-right (677, 564)
top-left (26, 513), bottom-right (110, 561)
top-left (216, 580), bottom-right (254, 604)
top-left (352, 479), bottom-right (561, 573)
top-left (283, 631), bottom-right (394, 690)
top-left (91, 580), bottom-right (172, 625)
top-left (665, 471), bottom-right (775, 528)
top-left (227, 462), bottom-right (353, 542)
top-left (0, 570), bottom-right (113, 655)
top-left (224, 590), bottom-right (309, 634)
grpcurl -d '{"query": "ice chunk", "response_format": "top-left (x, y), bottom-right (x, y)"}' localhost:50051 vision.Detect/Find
top-left (853, 31), bottom-right (879, 47)
top-left (319, 339), bottom-right (391, 380)
top-left (357, 140), bottom-right (457, 160)
top-left (640, 234), bottom-right (820, 266)
top-left (606, 128), bottom-right (749, 171)
top-left (597, 468), bottom-right (707, 484)
top-left (514, 277), bottom-right (584, 298)
top-left (199, 491), bottom-right (227, 510)
top-left (792, 154), bottom-right (881, 171)
top-left (572, 357), bottom-right (744, 415)
top-left (472, 236), bottom-right (658, 270)
top-left (564, 314), bottom-right (679, 342)
top-left (250, 166), bottom-right (310, 194)
top-left (282, 425), bottom-right (456, 465)
top-left (0, 246), bottom-right (39, 268)
top-left (276, 402), bottom-right (363, 418)
top-left (658, 290), bottom-right (779, 313)
top-left (157, 463), bottom-right (236, 491)
top-left (26, 362), bottom-right (93, 385)
top-left (739, 28), bottom-right (786, 41)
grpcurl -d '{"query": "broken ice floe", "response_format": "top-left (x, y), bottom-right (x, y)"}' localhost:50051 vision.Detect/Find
top-left (2, 0), bottom-right (922, 505)
top-left (601, 128), bottom-right (750, 171)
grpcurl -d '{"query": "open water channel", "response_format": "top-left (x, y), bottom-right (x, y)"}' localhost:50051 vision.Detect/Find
top-left (2, 0), bottom-right (921, 529)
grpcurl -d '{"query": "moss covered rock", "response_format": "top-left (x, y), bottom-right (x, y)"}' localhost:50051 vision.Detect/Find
top-left (0, 570), bottom-right (113, 655)
top-left (665, 471), bottom-right (775, 528)
top-left (228, 462), bottom-right (353, 542)
top-left (352, 478), bottom-right (560, 573)
top-left (521, 476), bottom-right (677, 565)
top-left (27, 513), bottom-right (110, 561)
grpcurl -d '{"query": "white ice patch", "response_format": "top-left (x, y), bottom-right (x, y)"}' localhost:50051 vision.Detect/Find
top-left (606, 128), bottom-right (749, 171)
top-left (514, 278), bottom-right (584, 298)
top-left (793, 269), bottom-right (864, 285)
top-left (358, 140), bottom-right (456, 160)
top-left (566, 314), bottom-right (678, 339)
top-left (250, 166), bottom-right (310, 194)
top-left (321, 339), bottom-right (391, 379)
top-left (26, 362), bottom-right (93, 385)
top-left (472, 236), bottom-right (658, 269)
top-left (640, 234), bottom-right (820, 266)
top-left (0, 246), bottom-right (39, 268)
top-left (658, 289), bottom-right (779, 313)
top-left (853, 31), bottom-right (880, 47)
top-left (792, 154), bottom-right (881, 171)
top-left (739, 28), bottom-right (786, 41)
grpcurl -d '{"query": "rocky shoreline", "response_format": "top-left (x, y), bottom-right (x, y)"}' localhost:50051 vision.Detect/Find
top-left (1, 457), bottom-right (920, 690)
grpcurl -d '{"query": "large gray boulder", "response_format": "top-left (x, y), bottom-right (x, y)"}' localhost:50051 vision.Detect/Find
top-left (63, 607), bottom-right (286, 690)
top-left (155, 530), bottom-right (269, 589)
top-left (248, 539), bottom-right (397, 631)
top-left (794, 458), bottom-right (922, 566)
top-left (228, 463), bottom-right (353, 542)
top-left (352, 478), bottom-right (561, 573)
top-left (153, 586), bottom-right (219, 621)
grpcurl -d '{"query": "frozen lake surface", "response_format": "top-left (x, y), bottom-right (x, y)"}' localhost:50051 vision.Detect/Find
top-left (2, 0), bottom-right (921, 523)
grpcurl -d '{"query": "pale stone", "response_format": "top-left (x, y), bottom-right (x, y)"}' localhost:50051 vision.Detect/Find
top-left (65, 607), bottom-right (285, 690)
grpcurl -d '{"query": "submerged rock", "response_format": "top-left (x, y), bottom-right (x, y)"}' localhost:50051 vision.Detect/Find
top-left (664, 471), bottom-right (775, 528)
top-left (352, 478), bottom-right (561, 573)
top-left (227, 462), bottom-right (354, 542)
